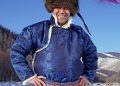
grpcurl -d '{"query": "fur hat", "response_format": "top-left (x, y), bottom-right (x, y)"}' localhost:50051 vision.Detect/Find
top-left (45, 0), bottom-right (79, 16)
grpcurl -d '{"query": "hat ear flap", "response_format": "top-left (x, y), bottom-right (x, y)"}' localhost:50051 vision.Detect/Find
top-left (68, 0), bottom-right (80, 16)
top-left (45, 0), bottom-right (53, 13)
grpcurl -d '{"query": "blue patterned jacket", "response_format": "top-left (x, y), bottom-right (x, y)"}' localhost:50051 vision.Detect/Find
top-left (10, 16), bottom-right (98, 83)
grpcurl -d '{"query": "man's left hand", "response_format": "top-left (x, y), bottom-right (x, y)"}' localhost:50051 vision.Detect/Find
top-left (78, 76), bottom-right (90, 86)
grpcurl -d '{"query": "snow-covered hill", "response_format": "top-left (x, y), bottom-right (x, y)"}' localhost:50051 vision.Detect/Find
top-left (98, 52), bottom-right (120, 72)
top-left (96, 52), bottom-right (120, 83)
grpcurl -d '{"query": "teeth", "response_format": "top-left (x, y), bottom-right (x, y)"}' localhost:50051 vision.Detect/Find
top-left (58, 15), bottom-right (65, 17)
top-left (58, 14), bottom-right (66, 16)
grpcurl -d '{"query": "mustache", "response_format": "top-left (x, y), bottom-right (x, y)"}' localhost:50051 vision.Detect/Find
top-left (100, 0), bottom-right (120, 3)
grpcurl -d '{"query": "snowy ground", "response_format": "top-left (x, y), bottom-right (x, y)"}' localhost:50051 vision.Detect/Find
top-left (0, 82), bottom-right (34, 86)
top-left (93, 83), bottom-right (120, 86)
top-left (0, 82), bottom-right (120, 86)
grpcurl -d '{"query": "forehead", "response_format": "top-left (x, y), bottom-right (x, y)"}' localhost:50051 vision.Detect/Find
top-left (53, 7), bottom-right (71, 13)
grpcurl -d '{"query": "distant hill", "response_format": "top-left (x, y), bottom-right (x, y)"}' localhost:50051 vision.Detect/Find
top-left (107, 52), bottom-right (120, 58)
top-left (96, 52), bottom-right (120, 83)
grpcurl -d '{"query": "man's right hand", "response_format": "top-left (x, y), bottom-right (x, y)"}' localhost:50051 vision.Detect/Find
top-left (29, 76), bottom-right (46, 86)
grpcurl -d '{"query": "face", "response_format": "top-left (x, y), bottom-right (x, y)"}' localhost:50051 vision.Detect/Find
top-left (53, 7), bottom-right (70, 26)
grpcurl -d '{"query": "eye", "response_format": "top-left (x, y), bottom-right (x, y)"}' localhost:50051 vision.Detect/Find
top-left (64, 8), bottom-right (69, 10)
top-left (55, 6), bottom-right (61, 9)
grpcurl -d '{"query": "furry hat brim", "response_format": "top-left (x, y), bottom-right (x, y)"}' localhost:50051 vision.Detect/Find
top-left (45, 0), bottom-right (79, 16)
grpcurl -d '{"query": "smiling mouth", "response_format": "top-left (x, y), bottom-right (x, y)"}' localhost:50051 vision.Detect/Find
top-left (58, 14), bottom-right (65, 17)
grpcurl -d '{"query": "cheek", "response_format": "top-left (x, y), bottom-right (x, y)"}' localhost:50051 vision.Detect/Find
top-left (66, 10), bottom-right (70, 16)
top-left (53, 9), bottom-right (59, 15)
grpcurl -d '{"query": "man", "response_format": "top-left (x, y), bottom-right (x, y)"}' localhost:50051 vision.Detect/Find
top-left (10, 0), bottom-right (98, 86)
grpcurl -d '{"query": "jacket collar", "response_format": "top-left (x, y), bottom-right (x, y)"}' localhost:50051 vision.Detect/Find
top-left (50, 14), bottom-right (72, 29)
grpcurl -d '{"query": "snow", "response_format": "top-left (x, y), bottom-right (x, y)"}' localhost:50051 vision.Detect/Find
top-left (104, 53), bottom-right (115, 57)
top-left (98, 53), bottom-right (120, 72)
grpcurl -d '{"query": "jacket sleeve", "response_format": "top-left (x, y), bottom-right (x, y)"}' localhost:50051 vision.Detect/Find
top-left (81, 32), bottom-right (98, 83)
top-left (10, 27), bottom-right (34, 81)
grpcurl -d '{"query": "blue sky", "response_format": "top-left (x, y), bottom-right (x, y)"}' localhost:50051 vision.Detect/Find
top-left (0, 0), bottom-right (120, 53)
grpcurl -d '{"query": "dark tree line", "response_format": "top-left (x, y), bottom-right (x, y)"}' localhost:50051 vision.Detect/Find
top-left (0, 25), bottom-right (19, 81)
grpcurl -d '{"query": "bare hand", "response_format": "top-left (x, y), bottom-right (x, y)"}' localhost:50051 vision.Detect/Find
top-left (78, 76), bottom-right (90, 86)
top-left (29, 75), bottom-right (46, 86)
